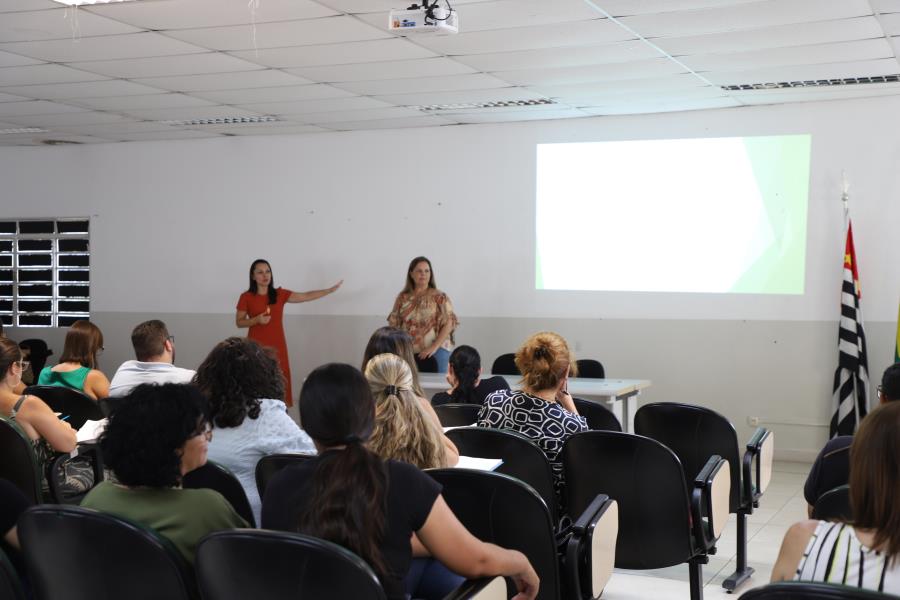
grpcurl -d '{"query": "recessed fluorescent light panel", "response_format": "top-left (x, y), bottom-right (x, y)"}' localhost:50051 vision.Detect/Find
top-left (52, 0), bottom-right (142, 5)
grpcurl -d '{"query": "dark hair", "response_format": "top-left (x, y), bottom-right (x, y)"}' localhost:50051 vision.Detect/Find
top-left (131, 319), bottom-right (169, 362)
top-left (361, 327), bottom-right (424, 397)
top-left (58, 320), bottom-right (103, 369)
top-left (449, 345), bottom-right (481, 404)
top-left (297, 363), bottom-right (388, 580)
top-left (0, 337), bottom-right (22, 378)
top-left (402, 256), bottom-right (436, 294)
top-left (100, 383), bottom-right (208, 488)
top-left (194, 337), bottom-right (284, 428)
top-left (882, 363), bottom-right (900, 402)
top-left (850, 401), bottom-right (900, 563)
top-left (248, 259), bottom-right (277, 305)
top-left (516, 331), bottom-right (576, 392)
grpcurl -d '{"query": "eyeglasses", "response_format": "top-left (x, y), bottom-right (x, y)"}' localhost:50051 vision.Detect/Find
top-left (193, 424), bottom-right (213, 441)
top-left (167, 335), bottom-right (175, 343)
top-left (877, 385), bottom-right (884, 396)
top-left (17, 359), bottom-right (30, 371)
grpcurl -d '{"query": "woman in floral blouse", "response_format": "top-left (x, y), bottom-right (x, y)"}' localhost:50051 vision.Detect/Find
top-left (388, 256), bottom-right (458, 373)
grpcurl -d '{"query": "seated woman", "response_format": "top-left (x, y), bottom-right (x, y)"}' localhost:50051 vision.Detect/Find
top-left (431, 345), bottom-right (510, 407)
top-left (772, 401), bottom-right (900, 592)
top-left (477, 331), bottom-right (587, 526)
top-left (0, 338), bottom-right (77, 464)
top-left (261, 363), bottom-right (538, 600)
top-left (194, 337), bottom-right (316, 525)
top-left (81, 383), bottom-right (247, 565)
top-left (365, 353), bottom-right (458, 469)
top-left (362, 326), bottom-right (426, 398)
top-left (37, 320), bottom-right (109, 400)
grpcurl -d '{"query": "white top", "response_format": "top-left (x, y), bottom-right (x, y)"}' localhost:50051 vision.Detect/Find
top-left (796, 521), bottom-right (900, 593)
top-left (206, 398), bottom-right (316, 525)
top-left (108, 360), bottom-right (196, 397)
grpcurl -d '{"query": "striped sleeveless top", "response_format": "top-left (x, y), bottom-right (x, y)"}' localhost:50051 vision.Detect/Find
top-left (796, 521), bottom-right (900, 593)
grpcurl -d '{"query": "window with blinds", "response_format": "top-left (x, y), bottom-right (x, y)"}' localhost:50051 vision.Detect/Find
top-left (0, 219), bottom-right (90, 328)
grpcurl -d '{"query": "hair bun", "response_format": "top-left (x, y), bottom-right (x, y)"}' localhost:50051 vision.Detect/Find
top-left (533, 346), bottom-right (550, 360)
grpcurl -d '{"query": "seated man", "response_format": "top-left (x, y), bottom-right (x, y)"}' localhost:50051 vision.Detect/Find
top-left (804, 363), bottom-right (900, 515)
top-left (108, 320), bottom-right (195, 397)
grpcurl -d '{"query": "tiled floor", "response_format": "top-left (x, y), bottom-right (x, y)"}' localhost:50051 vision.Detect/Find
top-left (601, 461), bottom-right (812, 600)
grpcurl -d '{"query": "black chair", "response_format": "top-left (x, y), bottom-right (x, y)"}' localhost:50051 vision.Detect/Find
top-left (0, 417), bottom-right (43, 505)
top-left (183, 461), bottom-right (255, 527)
top-left (739, 581), bottom-right (900, 599)
top-left (490, 353), bottom-right (519, 376)
top-left (575, 359), bottom-right (605, 379)
top-left (434, 403), bottom-right (482, 428)
top-left (415, 355), bottom-right (438, 373)
top-left (427, 468), bottom-right (617, 600)
top-left (442, 577), bottom-right (509, 600)
top-left (573, 398), bottom-right (621, 432)
top-left (0, 546), bottom-right (26, 600)
top-left (445, 427), bottom-right (559, 525)
top-left (255, 453), bottom-right (315, 501)
top-left (563, 431), bottom-right (730, 600)
top-left (18, 505), bottom-right (196, 600)
top-left (634, 402), bottom-right (774, 592)
top-left (23, 385), bottom-right (103, 430)
top-left (812, 485), bottom-right (851, 522)
top-left (18, 339), bottom-right (52, 384)
top-left (196, 530), bottom-right (385, 600)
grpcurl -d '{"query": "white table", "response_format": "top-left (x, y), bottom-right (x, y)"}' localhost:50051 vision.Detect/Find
top-left (418, 373), bottom-right (651, 432)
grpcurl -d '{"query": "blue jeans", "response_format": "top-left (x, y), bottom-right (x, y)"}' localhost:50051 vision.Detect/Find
top-left (433, 347), bottom-right (450, 373)
top-left (403, 558), bottom-right (465, 600)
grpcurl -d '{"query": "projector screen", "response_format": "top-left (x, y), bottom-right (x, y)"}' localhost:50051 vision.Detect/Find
top-left (535, 135), bottom-right (811, 294)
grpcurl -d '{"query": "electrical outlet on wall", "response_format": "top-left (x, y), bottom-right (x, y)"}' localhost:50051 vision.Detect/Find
top-left (747, 416), bottom-right (760, 426)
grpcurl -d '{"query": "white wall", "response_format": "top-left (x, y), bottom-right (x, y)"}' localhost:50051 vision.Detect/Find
top-left (3, 94), bottom-right (899, 459)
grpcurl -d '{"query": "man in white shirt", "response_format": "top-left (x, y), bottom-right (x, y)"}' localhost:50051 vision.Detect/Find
top-left (108, 320), bottom-right (195, 397)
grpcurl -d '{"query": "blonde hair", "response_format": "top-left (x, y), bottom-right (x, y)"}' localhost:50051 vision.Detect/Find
top-left (515, 331), bottom-right (577, 392)
top-left (364, 353), bottom-right (445, 469)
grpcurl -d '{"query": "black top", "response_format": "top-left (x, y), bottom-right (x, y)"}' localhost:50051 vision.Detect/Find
top-left (803, 435), bottom-right (853, 506)
top-left (431, 376), bottom-right (510, 406)
top-left (260, 453), bottom-right (442, 600)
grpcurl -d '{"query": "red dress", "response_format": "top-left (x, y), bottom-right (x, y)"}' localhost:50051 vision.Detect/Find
top-left (236, 287), bottom-right (294, 406)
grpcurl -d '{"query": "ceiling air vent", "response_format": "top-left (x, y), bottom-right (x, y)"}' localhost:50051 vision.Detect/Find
top-left (411, 98), bottom-right (557, 112)
top-left (722, 75), bottom-right (900, 91)
top-left (157, 116), bottom-right (279, 126)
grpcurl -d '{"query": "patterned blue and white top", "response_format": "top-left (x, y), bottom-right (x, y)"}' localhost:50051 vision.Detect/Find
top-left (477, 389), bottom-right (588, 519)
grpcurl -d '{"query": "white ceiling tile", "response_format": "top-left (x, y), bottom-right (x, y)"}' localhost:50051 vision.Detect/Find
top-left (0, 32), bottom-right (208, 64)
top-left (290, 106), bottom-right (425, 123)
top-left (0, 99), bottom-right (87, 116)
top-left (70, 93), bottom-right (217, 111)
top-left (0, 63), bottom-right (108, 86)
top-left (191, 83), bottom-right (354, 104)
top-left (891, 36), bottom-right (900, 57)
top-left (684, 39), bottom-right (894, 73)
top-left (655, 17), bottom-right (884, 56)
top-left (116, 130), bottom-right (224, 141)
top-left (333, 73), bottom-right (510, 95)
top-left (705, 58), bottom-right (900, 85)
top-left (597, 0), bottom-right (767, 16)
top-left (872, 0), bottom-right (900, 12)
top-left (527, 75), bottom-right (707, 101)
top-left (0, 79), bottom-right (165, 100)
top-left (134, 69), bottom-right (311, 92)
top-left (230, 38), bottom-right (435, 68)
top-left (562, 86), bottom-right (730, 107)
top-left (70, 53), bottom-right (263, 79)
top-left (373, 87), bottom-right (551, 106)
top-left (237, 96), bottom-right (391, 115)
top-left (580, 97), bottom-right (742, 115)
top-left (492, 58), bottom-right (686, 86)
top-left (0, 8), bottom-right (140, 42)
top-left (617, 0), bottom-right (873, 38)
top-left (0, 92), bottom-right (28, 102)
top-left (54, 121), bottom-right (188, 136)
top-left (456, 41), bottom-right (661, 72)
top-left (165, 16), bottom-right (389, 52)
top-left (85, 0), bottom-right (337, 30)
top-left (413, 19), bottom-right (632, 55)
top-left (0, 134), bottom-right (115, 146)
top-left (7, 111), bottom-right (135, 126)
top-left (288, 57), bottom-right (475, 82)
top-left (192, 123), bottom-right (328, 135)
top-left (731, 82), bottom-right (900, 104)
top-left (323, 115), bottom-right (454, 130)
top-left (879, 13), bottom-right (900, 35)
top-left (449, 108), bottom-right (591, 123)
top-left (0, 49), bottom-right (43, 68)
top-left (0, 1), bottom-right (63, 13)
top-left (117, 105), bottom-right (265, 121)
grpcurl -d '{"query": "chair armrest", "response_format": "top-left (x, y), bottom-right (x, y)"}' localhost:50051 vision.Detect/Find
top-left (565, 494), bottom-right (617, 600)
top-left (690, 455), bottom-right (730, 551)
top-left (442, 576), bottom-right (508, 600)
top-left (742, 428), bottom-right (773, 508)
top-left (46, 443), bottom-right (104, 504)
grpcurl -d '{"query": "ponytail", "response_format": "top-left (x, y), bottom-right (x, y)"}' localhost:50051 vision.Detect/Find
top-left (448, 345), bottom-right (481, 405)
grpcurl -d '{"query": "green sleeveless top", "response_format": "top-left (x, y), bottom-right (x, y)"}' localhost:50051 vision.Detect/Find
top-left (37, 366), bottom-right (90, 391)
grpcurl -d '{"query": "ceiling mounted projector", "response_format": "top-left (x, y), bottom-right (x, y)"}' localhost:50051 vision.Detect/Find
top-left (389, 1), bottom-right (458, 35)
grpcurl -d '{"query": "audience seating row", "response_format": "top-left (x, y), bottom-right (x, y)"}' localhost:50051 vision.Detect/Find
top-left (489, 354), bottom-right (605, 379)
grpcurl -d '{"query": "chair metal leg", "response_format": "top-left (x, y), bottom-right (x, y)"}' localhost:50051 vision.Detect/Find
top-left (722, 510), bottom-right (754, 592)
top-left (689, 558), bottom-right (704, 600)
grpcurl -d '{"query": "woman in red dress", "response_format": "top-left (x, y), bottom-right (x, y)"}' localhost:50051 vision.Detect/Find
top-left (236, 259), bottom-right (341, 406)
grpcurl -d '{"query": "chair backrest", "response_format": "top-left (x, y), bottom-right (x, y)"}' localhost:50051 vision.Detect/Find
top-left (562, 431), bottom-right (695, 569)
top-left (812, 485), bottom-right (851, 522)
top-left (739, 581), bottom-right (900, 599)
top-left (182, 461), bottom-right (255, 527)
top-left (434, 403), bottom-right (482, 428)
top-left (575, 359), bottom-right (605, 379)
top-left (24, 385), bottom-right (103, 430)
top-left (255, 453), bottom-right (316, 501)
top-left (635, 402), bottom-right (743, 512)
top-left (445, 427), bottom-right (559, 525)
top-left (573, 398), bottom-right (621, 432)
top-left (18, 505), bottom-right (195, 600)
top-left (0, 546), bottom-right (26, 600)
top-left (19, 339), bottom-right (52, 375)
top-left (415, 355), bottom-right (438, 373)
top-left (442, 577), bottom-right (509, 600)
top-left (196, 530), bottom-right (385, 600)
top-left (0, 417), bottom-right (43, 505)
top-left (427, 468), bottom-right (560, 600)
top-left (490, 353), bottom-right (519, 376)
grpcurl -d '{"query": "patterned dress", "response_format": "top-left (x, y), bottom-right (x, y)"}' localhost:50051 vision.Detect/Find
top-left (387, 289), bottom-right (458, 354)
